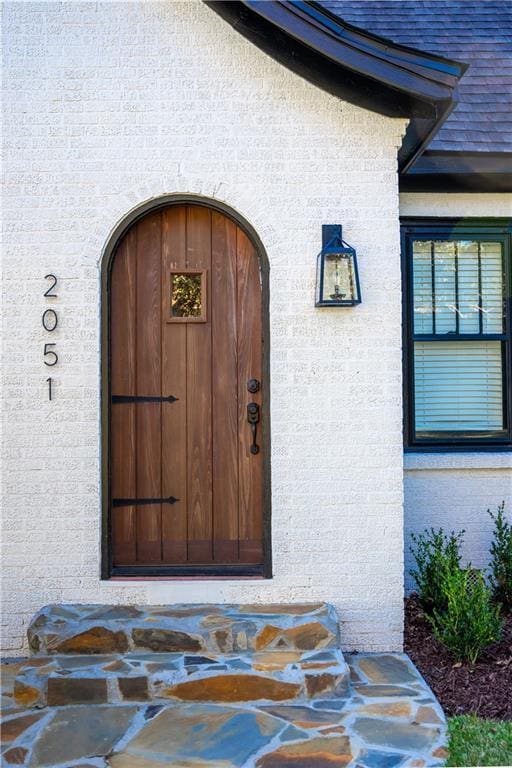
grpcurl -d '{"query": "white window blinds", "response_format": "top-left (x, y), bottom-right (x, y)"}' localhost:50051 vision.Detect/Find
top-left (411, 239), bottom-right (505, 437)
top-left (414, 341), bottom-right (503, 433)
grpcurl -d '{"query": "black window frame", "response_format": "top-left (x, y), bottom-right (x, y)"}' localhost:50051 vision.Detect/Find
top-left (401, 217), bottom-right (512, 452)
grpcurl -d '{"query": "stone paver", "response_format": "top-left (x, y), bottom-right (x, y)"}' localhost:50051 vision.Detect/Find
top-left (29, 706), bottom-right (138, 767)
top-left (256, 735), bottom-right (354, 767)
top-left (351, 718), bottom-right (440, 753)
top-left (1, 713), bottom-right (45, 744)
top-left (357, 656), bottom-right (418, 686)
top-left (111, 703), bottom-right (284, 766)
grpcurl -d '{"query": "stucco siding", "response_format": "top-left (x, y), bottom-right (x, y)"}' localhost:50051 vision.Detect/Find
top-left (404, 457), bottom-right (512, 592)
top-left (400, 193), bottom-right (512, 218)
top-left (2, 1), bottom-right (407, 654)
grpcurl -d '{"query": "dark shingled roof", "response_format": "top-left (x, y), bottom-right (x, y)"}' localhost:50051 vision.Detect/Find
top-left (316, 0), bottom-right (512, 153)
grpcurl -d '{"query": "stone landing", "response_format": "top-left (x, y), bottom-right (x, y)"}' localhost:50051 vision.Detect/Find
top-left (1, 604), bottom-right (448, 767)
top-left (27, 603), bottom-right (340, 656)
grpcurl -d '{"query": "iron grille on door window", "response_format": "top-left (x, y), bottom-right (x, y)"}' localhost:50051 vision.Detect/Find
top-left (401, 220), bottom-right (512, 449)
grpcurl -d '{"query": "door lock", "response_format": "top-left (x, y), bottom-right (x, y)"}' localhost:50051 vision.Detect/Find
top-left (247, 402), bottom-right (260, 455)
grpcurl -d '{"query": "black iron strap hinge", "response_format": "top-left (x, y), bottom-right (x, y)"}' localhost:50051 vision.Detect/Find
top-left (112, 395), bottom-right (178, 404)
top-left (112, 496), bottom-right (179, 507)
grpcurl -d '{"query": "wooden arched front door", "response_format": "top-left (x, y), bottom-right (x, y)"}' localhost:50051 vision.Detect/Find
top-left (105, 203), bottom-right (269, 577)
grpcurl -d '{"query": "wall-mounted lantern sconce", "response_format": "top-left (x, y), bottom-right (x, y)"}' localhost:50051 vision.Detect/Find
top-left (315, 225), bottom-right (361, 307)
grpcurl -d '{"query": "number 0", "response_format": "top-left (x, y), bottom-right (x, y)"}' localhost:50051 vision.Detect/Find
top-left (42, 309), bottom-right (58, 332)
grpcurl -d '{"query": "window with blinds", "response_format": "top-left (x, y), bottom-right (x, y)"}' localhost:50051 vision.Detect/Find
top-left (402, 222), bottom-right (511, 447)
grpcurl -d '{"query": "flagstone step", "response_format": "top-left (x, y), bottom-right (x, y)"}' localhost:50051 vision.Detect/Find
top-left (13, 648), bottom-right (349, 708)
top-left (27, 603), bottom-right (339, 656)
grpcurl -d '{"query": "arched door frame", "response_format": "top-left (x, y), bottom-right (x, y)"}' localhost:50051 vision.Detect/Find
top-left (100, 194), bottom-right (272, 579)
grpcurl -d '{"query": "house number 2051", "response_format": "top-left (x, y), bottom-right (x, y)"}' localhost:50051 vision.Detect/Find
top-left (43, 274), bottom-right (58, 400)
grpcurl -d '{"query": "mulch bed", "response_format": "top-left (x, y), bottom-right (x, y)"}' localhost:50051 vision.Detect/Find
top-left (404, 595), bottom-right (512, 720)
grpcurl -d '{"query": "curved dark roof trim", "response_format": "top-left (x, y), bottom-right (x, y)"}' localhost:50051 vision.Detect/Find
top-left (400, 152), bottom-right (512, 192)
top-left (206, 0), bottom-right (467, 172)
top-left (304, 1), bottom-right (465, 89)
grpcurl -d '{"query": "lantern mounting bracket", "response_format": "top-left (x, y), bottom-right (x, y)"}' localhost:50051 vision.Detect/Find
top-left (322, 224), bottom-right (342, 249)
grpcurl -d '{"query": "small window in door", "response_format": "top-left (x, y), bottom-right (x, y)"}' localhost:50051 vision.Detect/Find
top-left (169, 269), bottom-right (207, 322)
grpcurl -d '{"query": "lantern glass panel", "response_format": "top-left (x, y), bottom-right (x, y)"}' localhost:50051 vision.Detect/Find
top-left (324, 252), bottom-right (356, 303)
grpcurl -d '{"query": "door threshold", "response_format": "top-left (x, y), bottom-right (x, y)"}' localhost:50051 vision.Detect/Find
top-left (108, 564), bottom-right (269, 579)
top-left (108, 575), bottom-right (268, 581)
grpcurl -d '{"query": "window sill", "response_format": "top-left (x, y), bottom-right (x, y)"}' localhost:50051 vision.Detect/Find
top-left (404, 452), bottom-right (512, 471)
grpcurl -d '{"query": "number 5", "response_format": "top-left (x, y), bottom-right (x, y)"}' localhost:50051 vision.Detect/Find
top-left (43, 343), bottom-right (58, 367)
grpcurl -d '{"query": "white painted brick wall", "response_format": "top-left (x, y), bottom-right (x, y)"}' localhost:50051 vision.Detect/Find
top-left (399, 193), bottom-right (512, 591)
top-left (2, 0), bottom-right (407, 655)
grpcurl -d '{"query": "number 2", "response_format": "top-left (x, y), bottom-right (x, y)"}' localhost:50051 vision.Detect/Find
top-left (44, 274), bottom-right (58, 297)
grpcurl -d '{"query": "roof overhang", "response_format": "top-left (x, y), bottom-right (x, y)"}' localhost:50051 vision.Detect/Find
top-left (206, 0), bottom-right (467, 172)
top-left (399, 152), bottom-right (512, 192)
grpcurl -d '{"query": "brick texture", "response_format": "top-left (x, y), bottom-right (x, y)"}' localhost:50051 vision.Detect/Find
top-left (2, 0), bottom-right (408, 654)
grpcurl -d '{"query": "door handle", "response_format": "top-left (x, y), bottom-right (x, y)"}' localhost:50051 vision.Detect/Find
top-left (247, 402), bottom-right (260, 455)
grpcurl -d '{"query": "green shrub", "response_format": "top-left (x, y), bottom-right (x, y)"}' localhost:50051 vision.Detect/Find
top-left (410, 528), bottom-right (464, 616)
top-left (429, 568), bottom-right (502, 665)
top-left (488, 502), bottom-right (512, 611)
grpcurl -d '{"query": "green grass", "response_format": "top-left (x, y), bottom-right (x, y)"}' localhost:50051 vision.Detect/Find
top-left (447, 715), bottom-right (512, 766)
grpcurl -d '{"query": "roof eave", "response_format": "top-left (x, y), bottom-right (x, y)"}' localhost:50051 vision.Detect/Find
top-left (398, 95), bottom-right (458, 173)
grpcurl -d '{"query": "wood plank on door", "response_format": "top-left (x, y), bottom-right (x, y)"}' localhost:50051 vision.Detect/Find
top-left (161, 206), bottom-right (188, 562)
top-left (135, 211), bottom-right (162, 563)
top-left (186, 205), bottom-right (213, 563)
top-left (237, 227), bottom-right (264, 564)
top-left (111, 231), bottom-right (137, 565)
top-left (211, 211), bottom-right (239, 562)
